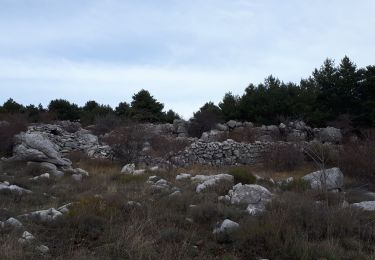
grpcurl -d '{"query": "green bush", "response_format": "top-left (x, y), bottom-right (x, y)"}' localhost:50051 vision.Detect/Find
top-left (228, 167), bottom-right (256, 184)
top-left (280, 178), bottom-right (310, 192)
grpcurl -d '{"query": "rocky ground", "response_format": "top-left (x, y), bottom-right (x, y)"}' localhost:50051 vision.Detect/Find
top-left (0, 121), bottom-right (374, 259)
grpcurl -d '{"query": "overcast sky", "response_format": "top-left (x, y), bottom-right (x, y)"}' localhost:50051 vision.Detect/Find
top-left (0, 0), bottom-right (374, 118)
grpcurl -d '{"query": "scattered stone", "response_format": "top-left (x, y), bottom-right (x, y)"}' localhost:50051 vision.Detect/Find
top-left (227, 183), bottom-right (272, 205)
top-left (30, 173), bottom-right (50, 181)
top-left (36, 245), bottom-right (49, 254)
top-left (302, 167), bottom-right (344, 191)
top-left (176, 173), bottom-right (191, 181)
top-left (3, 217), bottom-right (23, 229)
top-left (149, 166), bottom-right (159, 172)
top-left (351, 201), bottom-right (375, 211)
top-left (169, 190), bottom-right (181, 197)
top-left (74, 168), bottom-right (89, 177)
top-left (20, 208), bottom-right (63, 222)
top-left (18, 231), bottom-right (35, 245)
top-left (121, 164), bottom-right (135, 174)
top-left (57, 203), bottom-right (73, 214)
top-left (133, 169), bottom-right (146, 175)
top-left (192, 174), bottom-right (234, 193)
top-left (0, 182), bottom-right (32, 194)
top-left (72, 174), bottom-right (83, 181)
top-left (126, 201), bottom-right (142, 207)
top-left (213, 219), bottom-right (239, 234)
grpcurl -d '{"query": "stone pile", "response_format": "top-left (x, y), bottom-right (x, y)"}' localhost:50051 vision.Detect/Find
top-left (5, 122), bottom-right (112, 166)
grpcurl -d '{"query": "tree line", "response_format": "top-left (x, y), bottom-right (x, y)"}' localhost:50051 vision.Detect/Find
top-left (0, 89), bottom-right (180, 125)
top-left (196, 56), bottom-right (375, 128)
top-left (1, 56), bottom-right (374, 128)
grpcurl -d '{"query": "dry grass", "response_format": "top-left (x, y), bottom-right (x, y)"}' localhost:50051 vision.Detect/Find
top-left (1, 158), bottom-right (374, 259)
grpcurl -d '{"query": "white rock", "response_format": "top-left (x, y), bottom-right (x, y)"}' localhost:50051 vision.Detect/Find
top-left (133, 169), bottom-right (146, 175)
top-left (176, 173), bottom-right (191, 181)
top-left (192, 174), bottom-right (234, 193)
top-left (72, 174), bottom-right (83, 181)
top-left (0, 182), bottom-right (32, 194)
top-left (302, 167), bottom-right (344, 191)
top-left (228, 183), bottom-right (272, 205)
top-left (246, 203), bottom-right (267, 216)
top-left (127, 201), bottom-right (142, 207)
top-left (18, 231), bottom-right (35, 244)
top-left (4, 217), bottom-right (23, 228)
top-left (57, 203), bottom-right (73, 214)
top-left (121, 163), bottom-right (135, 174)
top-left (36, 245), bottom-right (49, 254)
top-left (351, 201), bottom-right (375, 211)
top-left (30, 173), bottom-right (50, 180)
top-left (21, 208), bottom-right (63, 222)
top-left (149, 166), bottom-right (159, 172)
top-left (74, 168), bottom-right (89, 177)
top-left (169, 190), bottom-right (181, 197)
top-left (213, 219), bottom-right (239, 234)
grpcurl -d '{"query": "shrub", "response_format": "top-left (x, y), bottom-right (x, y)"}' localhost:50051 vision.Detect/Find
top-left (234, 192), bottom-right (375, 259)
top-left (228, 167), bottom-right (256, 184)
top-left (263, 143), bottom-right (305, 171)
top-left (280, 178), bottom-right (310, 192)
top-left (189, 202), bottom-right (220, 225)
top-left (304, 141), bottom-right (339, 168)
top-left (104, 124), bottom-right (146, 164)
top-left (93, 113), bottom-right (122, 135)
top-left (340, 129), bottom-right (375, 185)
top-left (148, 135), bottom-right (191, 158)
top-left (48, 99), bottom-right (80, 121)
top-left (0, 114), bottom-right (27, 156)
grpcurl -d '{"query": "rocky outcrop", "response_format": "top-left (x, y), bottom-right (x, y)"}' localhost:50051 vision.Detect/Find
top-left (9, 132), bottom-right (72, 166)
top-left (7, 123), bottom-right (112, 164)
top-left (302, 167), bottom-right (344, 191)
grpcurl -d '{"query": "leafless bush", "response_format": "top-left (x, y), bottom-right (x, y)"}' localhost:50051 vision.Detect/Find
top-left (104, 124), bottom-right (146, 164)
top-left (217, 127), bottom-right (256, 143)
top-left (148, 135), bottom-right (191, 158)
top-left (263, 143), bottom-right (305, 171)
top-left (340, 129), bottom-right (375, 185)
top-left (235, 192), bottom-right (375, 259)
top-left (0, 114), bottom-right (27, 156)
top-left (304, 141), bottom-right (339, 168)
top-left (93, 114), bottom-right (122, 135)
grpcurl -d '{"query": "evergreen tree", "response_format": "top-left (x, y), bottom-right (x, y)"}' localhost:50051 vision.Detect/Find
top-left (48, 99), bottom-right (80, 121)
top-left (2, 98), bottom-right (25, 114)
top-left (115, 102), bottom-right (131, 118)
top-left (130, 90), bottom-right (164, 122)
top-left (219, 92), bottom-right (240, 121)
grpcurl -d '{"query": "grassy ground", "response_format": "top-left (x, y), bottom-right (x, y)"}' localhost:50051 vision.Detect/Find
top-left (0, 157), bottom-right (374, 260)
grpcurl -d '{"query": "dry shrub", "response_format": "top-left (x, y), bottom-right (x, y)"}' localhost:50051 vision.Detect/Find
top-left (104, 124), bottom-right (146, 164)
top-left (93, 114), bottom-right (122, 135)
top-left (304, 141), bottom-right (339, 167)
top-left (148, 135), bottom-right (191, 158)
top-left (228, 167), bottom-right (256, 184)
top-left (0, 114), bottom-right (27, 156)
top-left (234, 192), bottom-right (375, 259)
top-left (218, 127), bottom-right (256, 143)
top-left (263, 143), bottom-right (305, 171)
top-left (340, 129), bottom-right (375, 185)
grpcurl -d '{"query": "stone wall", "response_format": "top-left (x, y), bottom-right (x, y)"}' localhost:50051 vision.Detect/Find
top-left (171, 139), bottom-right (270, 167)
